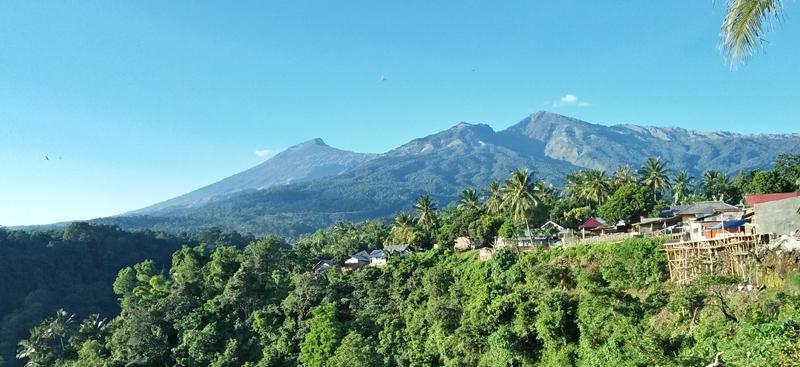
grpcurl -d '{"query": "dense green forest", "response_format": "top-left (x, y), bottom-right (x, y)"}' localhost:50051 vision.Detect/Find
top-left (3, 154), bottom-right (800, 366)
top-left (0, 224), bottom-right (256, 367)
top-left (12, 236), bottom-right (800, 367)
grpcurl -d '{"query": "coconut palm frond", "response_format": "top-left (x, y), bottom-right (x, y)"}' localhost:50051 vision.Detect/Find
top-left (720, 0), bottom-right (783, 67)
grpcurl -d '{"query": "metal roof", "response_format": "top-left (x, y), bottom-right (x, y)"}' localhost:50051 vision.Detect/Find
top-left (675, 201), bottom-right (738, 216)
top-left (745, 193), bottom-right (800, 207)
top-left (580, 217), bottom-right (606, 228)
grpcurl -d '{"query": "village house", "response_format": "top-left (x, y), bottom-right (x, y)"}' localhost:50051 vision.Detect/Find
top-left (745, 192), bottom-right (800, 208)
top-left (384, 244), bottom-right (412, 256)
top-left (368, 249), bottom-right (387, 266)
top-left (343, 250), bottom-right (371, 271)
top-left (671, 201), bottom-right (741, 240)
top-left (579, 217), bottom-right (607, 238)
top-left (540, 220), bottom-right (570, 243)
top-left (633, 215), bottom-right (682, 236)
top-left (311, 260), bottom-right (335, 278)
top-left (751, 194), bottom-right (800, 235)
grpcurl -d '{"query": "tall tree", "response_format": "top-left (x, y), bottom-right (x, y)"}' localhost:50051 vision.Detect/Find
top-left (457, 188), bottom-right (479, 211)
top-left (774, 154), bottom-right (800, 189)
top-left (500, 168), bottom-right (540, 236)
top-left (612, 165), bottom-right (638, 190)
top-left (562, 170), bottom-right (584, 200)
top-left (47, 309), bottom-right (75, 351)
top-left (535, 180), bottom-right (557, 201)
top-left (580, 169), bottom-right (611, 207)
top-left (732, 169), bottom-right (753, 194)
top-left (599, 184), bottom-right (650, 224)
top-left (299, 302), bottom-right (343, 367)
top-left (393, 211), bottom-right (415, 229)
top-left (701, 170), bottom-right (742, 203)
top-left (672, 171), bottom-right (695, 204)
top-left (483, 181), bottom-right (504, 215)
top-left (750, 170), bottom-right (793, 194)
top-left (414, 195), bottom-right (438, 235)
top-left (640, 157), bottom-right (672, 200)
top-left (17, 326), bottom-right (52, 366)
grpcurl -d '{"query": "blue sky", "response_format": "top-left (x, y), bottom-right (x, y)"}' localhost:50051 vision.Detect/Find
top-left (2, 1), bottom-right (799, 226)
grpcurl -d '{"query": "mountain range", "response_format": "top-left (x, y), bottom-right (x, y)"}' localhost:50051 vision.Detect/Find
top-left (100, 111), bottom-right (800, 238)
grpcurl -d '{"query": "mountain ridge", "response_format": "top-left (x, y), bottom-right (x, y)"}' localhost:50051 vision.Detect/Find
top-left (32, 111), bottom-right (800, 238)
top-left (129, 138), bottom-right (377, 215)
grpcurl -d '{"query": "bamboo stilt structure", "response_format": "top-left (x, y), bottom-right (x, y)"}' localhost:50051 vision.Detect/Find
top-left (662, 234), bottom-right (768, 285)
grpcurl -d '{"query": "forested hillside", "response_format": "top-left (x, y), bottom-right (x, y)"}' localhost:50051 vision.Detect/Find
top-left (14, 236), bottom-right (800, 367)
top-left (0, 224), bottom-right (257, 367)
top-left (6, 155), bottom-right (800, 366)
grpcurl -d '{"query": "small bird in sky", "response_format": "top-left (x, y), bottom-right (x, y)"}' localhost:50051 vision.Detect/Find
top-left (45, 156), bottom-right (49, 161)
top-left (380, 75), bottom-right (387, 82)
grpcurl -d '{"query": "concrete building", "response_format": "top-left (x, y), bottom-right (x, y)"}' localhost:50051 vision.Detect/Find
top-left (754, 195), bottom-right (800, 235)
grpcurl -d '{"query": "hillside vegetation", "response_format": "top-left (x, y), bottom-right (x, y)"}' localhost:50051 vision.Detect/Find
top-left (0, 224), bottom-right (256, 367)
top-left (13, 236), bottom-right (800, 367)
top-left (5, 154), bottom-right (800, 366)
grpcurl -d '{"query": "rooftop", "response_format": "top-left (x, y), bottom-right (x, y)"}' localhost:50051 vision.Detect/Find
top-left (745, 193), bottom-right (800, 207)
top-left (675, 201), bottom-right (738, 216)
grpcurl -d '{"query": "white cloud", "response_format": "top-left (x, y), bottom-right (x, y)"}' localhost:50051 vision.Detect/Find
top-left (255, 149), bottom-right (274, 157)
top-left (561, 94), bottom-right (578, 104)
top-left (552, 94), bottom-right (590, 108)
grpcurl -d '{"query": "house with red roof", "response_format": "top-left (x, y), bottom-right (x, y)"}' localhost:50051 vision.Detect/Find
top-left (579, 217), bottom-right (607, 238)
top-left (751, 194), bottom-right (800, 235)
top-left (745, 193), bottom-right (800, 207)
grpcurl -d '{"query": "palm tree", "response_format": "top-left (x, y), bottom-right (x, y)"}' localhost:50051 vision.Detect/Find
top-left (535, 179), bottom-right (558, 205)
top-left (672, 171), bottom-right (695, 204)
top-left (71, 314), bottom-right (109, 346)
top-left (457, 188), bottom-right (479, 211)
top-left (393, 211), bottom-right (415, 229)
top-left (612, 165), bottom-right (637, 190)
top-left (640, 157), bottom-right (672, 200)
top-left (701, 169), bottom-right (726, 187)
top-left (562, 170), bottom-right (584, 200)
top-left (17, 325), bottom-right (50, 364)
top-left (700, 169), bottom-right (739, 203)
top-left (718, 0), bottom-right (784, 67)
top-left (701, 169), bottom-right (730, 194)
top-left (414, 195), bottom-right (437, 235)
top-left (500, 168), bottom-right (540, 236)
top-left (332, 221), bottom-right (355, 236)
top-left (47, 309), bottom-right (75, 350)
top-left (580, 169), bottom-right (611, 206)
top-left (483, 180), bottom-right (504, 215)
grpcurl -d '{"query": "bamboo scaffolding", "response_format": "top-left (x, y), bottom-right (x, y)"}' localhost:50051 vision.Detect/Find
top-left (662, 234), bottom-right (767, 285)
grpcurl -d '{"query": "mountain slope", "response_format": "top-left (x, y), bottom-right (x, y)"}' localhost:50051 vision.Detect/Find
top-left (106, 111), bottom-right (800, 239)
top-left (129, 139), bottom-right (376, 214)
top-left (108, 122), bottom-right (582, 238)
top-left (509, 111), bottom-right (800, 175)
